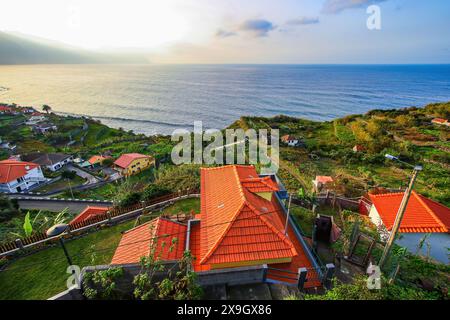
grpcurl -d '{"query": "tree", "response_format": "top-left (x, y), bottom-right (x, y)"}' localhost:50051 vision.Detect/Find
top-left (0, 194), bottom-right (20, 223)
top-left (61, 170), bottom-right (77, 180)
top-left (42, 104), bottom-right (52, 114)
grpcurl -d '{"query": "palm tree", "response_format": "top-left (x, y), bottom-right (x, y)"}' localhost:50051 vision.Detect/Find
top-left (42, 104), bottom-right (52, 114)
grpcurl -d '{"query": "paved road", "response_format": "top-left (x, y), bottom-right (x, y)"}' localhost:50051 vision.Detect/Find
top-left (66, 164), bottom-right (99, 185)
top-left (17, 199), bottom-right (111, 213)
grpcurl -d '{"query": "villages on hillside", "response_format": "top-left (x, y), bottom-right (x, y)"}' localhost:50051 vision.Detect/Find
top-left (0, 102), bottom-right (448, 300)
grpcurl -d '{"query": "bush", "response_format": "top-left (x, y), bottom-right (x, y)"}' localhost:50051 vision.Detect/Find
top-left (142, 185), bottom-right (171, 201)
top-left (61, 170), bottom-right (77, 180)
top-left (0, 195), bottom-right (20, 223)
top-left (119, 192), bottom-right (142, 208)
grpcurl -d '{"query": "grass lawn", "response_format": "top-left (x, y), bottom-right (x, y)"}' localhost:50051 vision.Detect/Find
top-left (0, 221), bottom-right (134, 300)
top-left (291, 205), bottom-right (315, 237)
top-left (0, 198), bottom-right (200, 300)
top-left (161, 198), bottom-right (200, 215)
top-left (34, 176), bottom-right (86, 194)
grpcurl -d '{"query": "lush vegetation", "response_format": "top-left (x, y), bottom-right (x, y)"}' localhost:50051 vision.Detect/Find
top-left (238, 102), bottom-right (450, 205)
top-left (0, 221), bottom-right (134, 300)
top-left (0, 198), bottom-right (200, 300)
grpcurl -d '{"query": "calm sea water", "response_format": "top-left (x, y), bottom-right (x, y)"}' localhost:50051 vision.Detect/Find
top-left (0, 64), bottom-right (449, 135)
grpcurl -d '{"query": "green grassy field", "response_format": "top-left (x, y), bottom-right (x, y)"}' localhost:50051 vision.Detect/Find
top-left (0, 221), bottom-right (134, 300)
top-left (0, 198), bottom-right (200, 300)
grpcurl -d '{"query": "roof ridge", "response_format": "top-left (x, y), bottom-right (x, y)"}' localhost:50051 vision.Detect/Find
top-left (233, 165), bottom-right (246, 202)
top-left (245, 201), bottom-right (297, 254)
top-left (370, 191), bottom-right (405, 198)
top-left (200, 201), bottom-right (246, 264)
top-left (413, 191), bottom-right (448, 231)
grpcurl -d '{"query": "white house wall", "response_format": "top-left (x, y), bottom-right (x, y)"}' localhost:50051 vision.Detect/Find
top-left (369, 206), bottom-right (449, 264)
top-left (396, 233), bottom-right (450, 265)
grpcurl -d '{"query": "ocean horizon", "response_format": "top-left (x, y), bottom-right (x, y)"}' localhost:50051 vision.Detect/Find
top-left (1, 64), bottom-right (449, 135)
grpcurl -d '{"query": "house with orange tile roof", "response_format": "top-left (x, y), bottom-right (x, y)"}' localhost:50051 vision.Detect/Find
top-left (111, 165), bottom-right (323, 288)
top-left (69, 206), bottom-right (110, 226)
top-left (313, 176), bottom-right (334, 193)
top-left (353, 144), bottom-right (365, 153)
top-left (431, 118), bottom-right (449, 127)
top-left (281, 134), bottom-right (299, 147)
top-left (88, 155), bottom-right (111, 167)
top-left (0, 160), bottom-right (46, 193)
top-left (113, 153), bottom-right (154, 177)
top-left (112, 217), bottom-right (187, 265)
top-left (369, 191), bottom-right (450, 264)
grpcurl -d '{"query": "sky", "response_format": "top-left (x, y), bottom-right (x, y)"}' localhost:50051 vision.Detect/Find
top-left (1, 0), bottom-right (449, 64)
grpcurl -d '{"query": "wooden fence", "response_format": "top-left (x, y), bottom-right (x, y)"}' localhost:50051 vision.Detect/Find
top-left (0, 188), bottom-right (199, 257)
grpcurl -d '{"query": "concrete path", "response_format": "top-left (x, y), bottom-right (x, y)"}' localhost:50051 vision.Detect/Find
top-left (66, 164), bottom-right (99, 185)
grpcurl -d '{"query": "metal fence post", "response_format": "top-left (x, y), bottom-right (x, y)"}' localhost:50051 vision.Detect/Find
top-left (297, 267), bottom-right (308, 291)
top-left (262, 264), bottom-right (268, 282)
top-left (15, 239), bottom-right (24, 250)
top-left (322, 263), bottom-right (335, 290)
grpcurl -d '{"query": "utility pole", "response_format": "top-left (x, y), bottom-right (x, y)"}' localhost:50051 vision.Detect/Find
top-left (284, 193), bottom-right (292, 237)
top-left (378, 165), bottom-right (422, 268)
top-left (67, 179), bottom-right (74, 199)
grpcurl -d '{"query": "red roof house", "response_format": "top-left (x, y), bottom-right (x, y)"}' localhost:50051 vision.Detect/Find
top-left (369, 191), bottom-right (450, 233)
top-left (368, 191), bottom-right (450, 264)
top-left (113, 153), bottom-right (154, 176)
top-left (0, 160), bottom-right (45, 193)
top-left (0, 106), bottom-right (14, 113)
top-left (111, 217), bottom-right (187, 265)
top-left (69, 206), bottom-right (110, 226)
top-left (431, 118), bottom-right (449, 126)
top-left (0, 160), bottom-right (39, 184)
top-left (88, 155), bottom-right (110, 166)
top-left (110, 165), bottom-right (320, 286)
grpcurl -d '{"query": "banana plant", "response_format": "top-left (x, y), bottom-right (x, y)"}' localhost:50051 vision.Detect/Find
top-left (10, 209), bottom-right (69, 239)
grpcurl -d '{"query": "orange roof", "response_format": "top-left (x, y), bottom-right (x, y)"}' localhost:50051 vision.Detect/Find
top-left (315, 176), bottom-right (334, 184)
top-left (0, 160), bottom-right (39, 183)
top-left (113, 153), bottom-right (151, 169)
top-left (281, 135), bottom-right (297, 142)
top-left (369, 191), bottom-right (450, 233)
top-left (88, 155), bottom-right (108, 165)
top-left (0, 106), bottom-right (13, 112)
top-left (111, 217), bottom-right (187, 265)
top-left (198, 165), bottom-right (297, 267)
top-left (432, 118), bottom-right (447, 124)
top-left (69, 206), bottom-right (109, 225)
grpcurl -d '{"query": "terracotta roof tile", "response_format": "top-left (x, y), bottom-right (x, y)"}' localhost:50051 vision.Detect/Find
top-left (111, 217), bottom-right (187, 265)
top-left (0, 160), bottom-right (39, 183)
top-left (69, 206), bottom-right (109, 225)
top-left (198, 165), bottom-right (297, 266)
top-left (369, 191), bottom-right (449, 233)
top-left (113, 153), bottom-right (151, 169)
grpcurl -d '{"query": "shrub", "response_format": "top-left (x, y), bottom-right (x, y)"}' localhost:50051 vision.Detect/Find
top-left (142, 185), bottom-right (171, 201)
top-left (61, 170), bottom-right (77, 180)
top-left (119, 192), bottom-right (142, 208)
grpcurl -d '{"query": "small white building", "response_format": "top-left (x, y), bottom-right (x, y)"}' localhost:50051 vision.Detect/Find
top-left (368, 191), bottom-right (450, 264)
top-left (281, 135), bottom-right (299, 147)
top-left (22, 153), bottom-right (74, 172)
top-left (0, 160), bottom-right (46, 193)
top-left (25, 115), bottom-right (47, 125)
top-left (313, 176), bottom-right (334, 193)
top-left (32, 123), bottom-right (57, 134)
